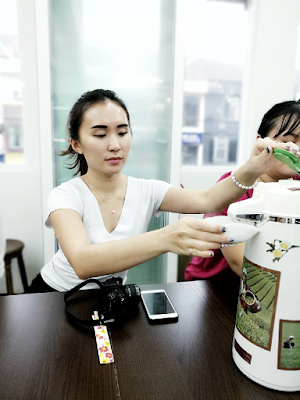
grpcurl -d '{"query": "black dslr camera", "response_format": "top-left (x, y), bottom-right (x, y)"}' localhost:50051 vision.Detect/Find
top-left (96, 277), bottom-right (141, 323)
top-left (64, 277), bottom-right (141, 326)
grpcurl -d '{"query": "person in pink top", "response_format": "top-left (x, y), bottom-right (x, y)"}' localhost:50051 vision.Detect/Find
top-left (185, 99), bottom-right (300, 282)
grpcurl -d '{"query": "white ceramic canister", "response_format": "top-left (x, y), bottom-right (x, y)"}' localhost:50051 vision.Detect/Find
top-left (228, 180), bottom-right (300, 392)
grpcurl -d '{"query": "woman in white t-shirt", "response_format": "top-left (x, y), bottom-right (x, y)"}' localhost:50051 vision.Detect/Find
top-left (26, 89), bottom-right (299, 292)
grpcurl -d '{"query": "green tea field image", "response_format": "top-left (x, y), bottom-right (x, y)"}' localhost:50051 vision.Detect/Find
top-left (279, 320), bottom-right (300, 370)
top-left (236, 259), bottom-right (280, 350)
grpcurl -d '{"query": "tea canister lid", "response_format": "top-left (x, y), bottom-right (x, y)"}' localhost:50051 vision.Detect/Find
top-left (228, 180), bottom-right (300, 222)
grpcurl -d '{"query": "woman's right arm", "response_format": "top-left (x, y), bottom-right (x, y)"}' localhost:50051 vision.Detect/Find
top-left (50, 209), bottom-right (231, 280)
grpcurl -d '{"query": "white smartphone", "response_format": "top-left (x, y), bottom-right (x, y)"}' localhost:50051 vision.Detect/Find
top-left (141, 289), bottom-right (179, 321)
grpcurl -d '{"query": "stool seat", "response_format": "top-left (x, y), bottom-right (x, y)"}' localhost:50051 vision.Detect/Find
top-left (4, 239), bottom-right (28, 294)
top-left (5, 239), bottom-right (24, 256)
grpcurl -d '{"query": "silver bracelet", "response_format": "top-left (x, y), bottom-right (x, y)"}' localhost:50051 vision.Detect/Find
top-left (231, 171), bottom-right (258, 190)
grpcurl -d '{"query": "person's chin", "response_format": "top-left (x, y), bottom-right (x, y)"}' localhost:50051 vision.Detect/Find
top-left (279, 172), bottom-right (298, 180)
top-left (275, 166), bottom-right (298, 179)
top-left (104, 163), bottom-right (124, 174)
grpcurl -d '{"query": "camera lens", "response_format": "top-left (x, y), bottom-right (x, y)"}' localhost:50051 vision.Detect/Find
top-left (124, 284), bottom-right (141, 304)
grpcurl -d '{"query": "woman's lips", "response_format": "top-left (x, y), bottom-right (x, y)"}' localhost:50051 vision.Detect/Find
top-left (106, 157), bottom-right (122, 165)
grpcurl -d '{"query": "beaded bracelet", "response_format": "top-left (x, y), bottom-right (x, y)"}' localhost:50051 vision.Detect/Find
top-left (231, 171), bottom-right (258, 190)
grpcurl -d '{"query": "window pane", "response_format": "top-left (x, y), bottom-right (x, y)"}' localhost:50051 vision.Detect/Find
top-left (181, 0), bottom-right (248, 166)
top-left (0, 0), bottom-right (24, 165)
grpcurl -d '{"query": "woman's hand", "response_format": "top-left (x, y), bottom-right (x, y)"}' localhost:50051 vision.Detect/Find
top-left (161, 217), bottom-right (231, 258)
top-left (243, 137), bottom-right (300, 178)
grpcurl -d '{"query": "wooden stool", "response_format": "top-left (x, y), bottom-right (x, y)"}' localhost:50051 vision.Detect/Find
top-left (4, 239), bottom-right (28, 294)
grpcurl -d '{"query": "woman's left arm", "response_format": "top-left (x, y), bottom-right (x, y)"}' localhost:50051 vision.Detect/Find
top-left (160, 137), bottom-right (298, 214)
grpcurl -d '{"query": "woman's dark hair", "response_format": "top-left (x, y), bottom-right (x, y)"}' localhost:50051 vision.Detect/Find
top-left (258, 100), bottom-right (300, 139)
top-left (62, 89), bottom-right (131, 175)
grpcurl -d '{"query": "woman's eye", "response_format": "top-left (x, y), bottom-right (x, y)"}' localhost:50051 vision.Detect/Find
top-left (119, 131), bottom-right (127, 136)
top-left (94, 134), bottom-right (106, 138)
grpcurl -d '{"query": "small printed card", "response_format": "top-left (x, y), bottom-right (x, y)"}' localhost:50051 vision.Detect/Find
top-left (92, 312), bottom-right (114, 364)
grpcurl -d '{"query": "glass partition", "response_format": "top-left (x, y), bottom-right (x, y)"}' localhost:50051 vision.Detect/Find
top-left (49, 0), bottom-right (175, 284)
top-left (181, 0), bottom-right (249, 167)
top-left (295, 25), bottom-right (300, 100)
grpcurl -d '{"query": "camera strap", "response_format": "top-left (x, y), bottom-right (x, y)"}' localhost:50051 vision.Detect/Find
top-left (64, 278), bottom-right (111, 326)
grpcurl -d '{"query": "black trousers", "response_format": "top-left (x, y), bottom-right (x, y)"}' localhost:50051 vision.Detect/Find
top-left (25, 273), bottom-right (57, 293)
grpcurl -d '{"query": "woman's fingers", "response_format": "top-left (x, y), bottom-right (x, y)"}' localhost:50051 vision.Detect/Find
top-left (248, 137), bottom-right (300, 174)
top-left (185, 217), bottom-right (227, 235)
top-left (284, 141), bottom-right (300, 156)
top-left (187, 234), bottom-right (232, 252)
top-left (183, 219), bottom-right (231, 243)
top-left (172, 217), bottom-right (233, 256)
top-left (188, 248), bottom-right (214, 258)
top-left (258, 138), bottom-right (300, 155)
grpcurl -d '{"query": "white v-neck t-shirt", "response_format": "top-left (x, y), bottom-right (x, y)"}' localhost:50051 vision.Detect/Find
top-left (41, 176), bottom-right (172, 291)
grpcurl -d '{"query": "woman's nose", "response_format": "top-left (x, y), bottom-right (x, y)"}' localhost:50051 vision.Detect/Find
top-left (108, 135), bottom-right (121, 152)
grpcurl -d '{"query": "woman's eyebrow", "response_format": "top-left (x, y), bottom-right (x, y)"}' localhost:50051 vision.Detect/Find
top-left (283, 132), bottom-right (299, 138)
top-left (91, 124), bottom-right (128, 129)
top-left (91, 124), bottom-right (107, 129)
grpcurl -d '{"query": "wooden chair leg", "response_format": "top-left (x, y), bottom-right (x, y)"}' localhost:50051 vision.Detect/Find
top-left (17, 254), bottom-right (28, 291)
top-left (5, 258), bottom-right (14, 295)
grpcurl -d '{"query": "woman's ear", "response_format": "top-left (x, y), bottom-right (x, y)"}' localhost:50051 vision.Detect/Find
top-left (70, 138), bottom-right (83, 154)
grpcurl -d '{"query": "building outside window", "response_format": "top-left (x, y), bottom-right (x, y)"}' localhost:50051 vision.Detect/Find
top-left (181, 0), bottom-right (248, 167)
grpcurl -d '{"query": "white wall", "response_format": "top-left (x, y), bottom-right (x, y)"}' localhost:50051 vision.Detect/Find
top-left (238, 0), bottom-right (300, 165)
top-left (167, 0), bottom-right (186, 281)
top-left (1, 0), bottom-right (300, 292)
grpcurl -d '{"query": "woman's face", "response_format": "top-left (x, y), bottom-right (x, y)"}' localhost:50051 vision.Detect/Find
top-left (71, 100), bottom-right (131, 176)
top-left (263, 123), bottom-right (300, 180)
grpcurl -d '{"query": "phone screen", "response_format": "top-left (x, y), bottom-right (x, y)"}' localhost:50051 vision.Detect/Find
top-left (141, 290), bottom-right (178, 320)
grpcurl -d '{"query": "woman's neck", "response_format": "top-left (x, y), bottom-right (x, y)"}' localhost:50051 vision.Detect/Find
top-left (81, 171), bottom-right (124, 194)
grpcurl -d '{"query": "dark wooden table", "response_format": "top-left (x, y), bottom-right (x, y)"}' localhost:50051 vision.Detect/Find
top-left (0, 280), bottom-right (300, 400)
